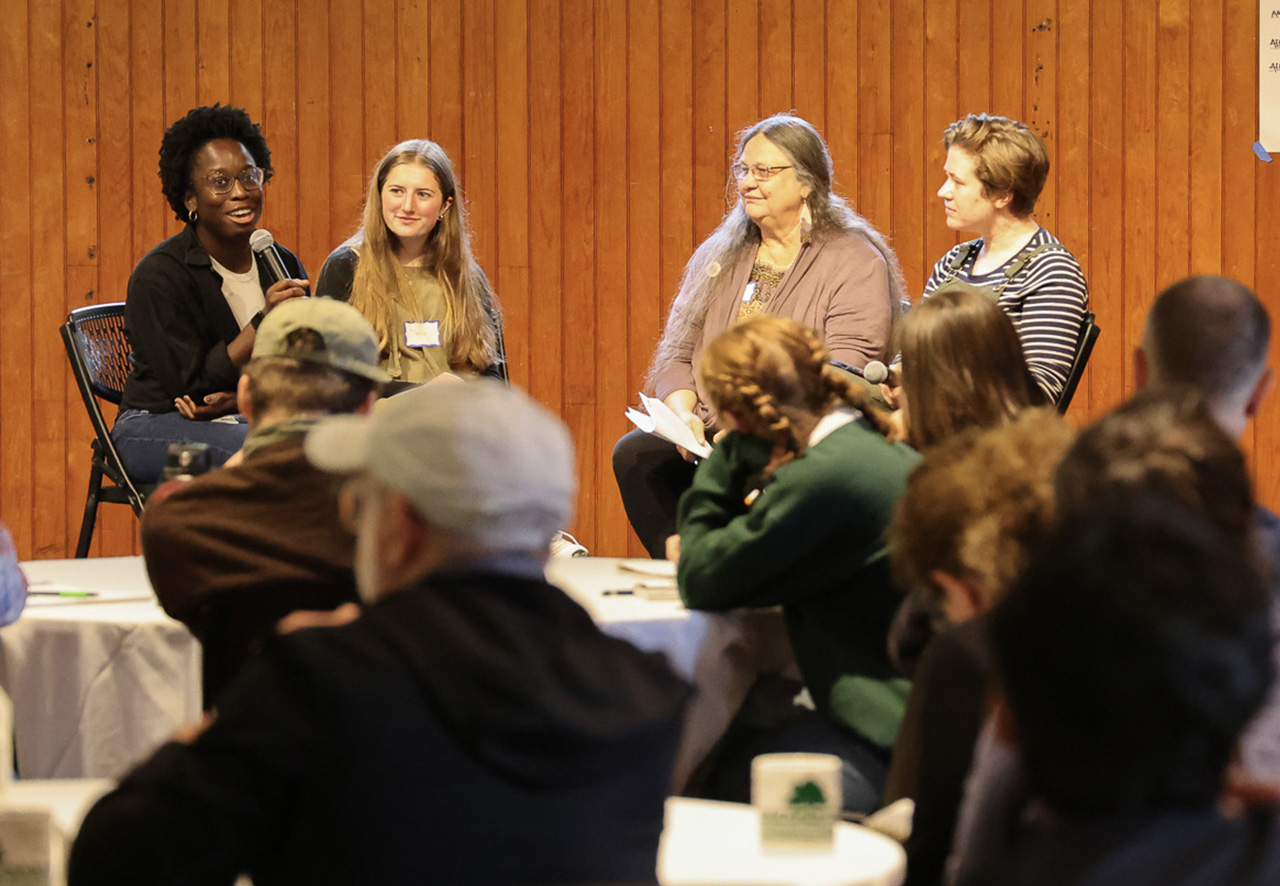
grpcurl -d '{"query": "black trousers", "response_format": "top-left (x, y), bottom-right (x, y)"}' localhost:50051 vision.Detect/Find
top-left (612, 428), bottom-right (698, 558)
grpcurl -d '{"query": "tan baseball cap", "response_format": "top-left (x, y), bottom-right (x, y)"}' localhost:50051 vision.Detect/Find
top-left (252, 297), bottom-right (389, 383)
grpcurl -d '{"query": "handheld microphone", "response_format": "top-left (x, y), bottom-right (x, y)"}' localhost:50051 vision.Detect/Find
top-left (249, 229), bottom-right (289, 285)
top-left (862, 360), bottom-right (889, 385)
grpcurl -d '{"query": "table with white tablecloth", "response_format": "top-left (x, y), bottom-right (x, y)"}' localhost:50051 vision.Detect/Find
top-left (2, 557), bottom-right (201, 779)
top-left (6, 555), bottom-right (767, 785)
top-left (659, 797), bottom-right (906, 886)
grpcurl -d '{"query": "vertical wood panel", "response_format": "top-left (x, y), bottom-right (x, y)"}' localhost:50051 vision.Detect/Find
top-left (0, 0), bottom-right (34, 556)
top-left (95, 0), bottom-right (138, 555)
top-left (1056, 0), bottom-right (1092, 422)
top-left (63, 0), bottom-right (98, 555)
top-left (30, 0), bottom-right (67, 557)
top-left (890, 0), bottom-right (925, 296)
top-left (1122, 1), bottom-right (1157, 395)
top-left (6, 0), bottom-right (1280, 558)
top-left (562, 0), bottom-right (597, 545)
top-left (1087, 0), bottom-right (1126, 417)
top-left (526, 0), bottom-right (563, 416)
top-left (626, 0), bottom-right (663, 557)
top-left (595, 0), bottom-right (630, 555)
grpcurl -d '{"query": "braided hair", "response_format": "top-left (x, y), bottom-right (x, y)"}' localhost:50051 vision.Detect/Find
top-left (698, 315), bottom-right (893, 475)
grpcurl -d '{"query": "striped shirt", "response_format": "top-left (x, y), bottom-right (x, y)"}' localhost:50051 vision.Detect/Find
top-left (924, 228), bottom-right (1089, 402)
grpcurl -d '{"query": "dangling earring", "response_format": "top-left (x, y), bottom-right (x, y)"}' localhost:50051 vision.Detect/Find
top-left (188, 207), bottom-right (198, 224)
top-left (799, 197), bottom-right (812, 246)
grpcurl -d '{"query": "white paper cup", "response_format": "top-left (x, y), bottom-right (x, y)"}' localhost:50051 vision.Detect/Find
top-left (751, 752), bottom-right (842, 851)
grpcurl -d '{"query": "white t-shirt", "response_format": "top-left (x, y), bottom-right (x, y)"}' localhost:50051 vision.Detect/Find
top-left (209, 255), bottom-right (267, 329)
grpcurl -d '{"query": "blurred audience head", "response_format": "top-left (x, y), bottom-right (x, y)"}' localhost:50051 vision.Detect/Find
top-left (1138, 275), bottom-right (1273, 439)
top-left (897, 284), bottom-right (1040, 451)
top-left (1055, 386), bottom-right (1255, 549)
top-left (991, 502), bottom-right (1272, 817)
top-left (306, 381), bottom-right (575, 603)
top-left (699, 315), bottom-right (892, 474)
top-left (240, 298), bottom-right (387, 425)
top-left (889, 408), bottom-right (1074, 626)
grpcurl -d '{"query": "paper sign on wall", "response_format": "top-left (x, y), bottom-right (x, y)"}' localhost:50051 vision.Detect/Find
top-left (1262, 4), bottom-right (1280, 153)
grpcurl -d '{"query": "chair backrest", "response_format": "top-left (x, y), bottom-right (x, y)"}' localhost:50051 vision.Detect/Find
top-left (61, 303), bottom-right (143, 496)
top-left (64, 303), bottom-right (132, 403)
top-left (1055, 311), bottom-right (1101, 413)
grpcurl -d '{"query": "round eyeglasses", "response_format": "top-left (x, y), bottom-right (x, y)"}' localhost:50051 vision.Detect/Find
top-left (194, 167), bottom-right (266, 196)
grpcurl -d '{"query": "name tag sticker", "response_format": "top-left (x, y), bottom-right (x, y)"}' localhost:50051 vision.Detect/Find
top-left (741, 281), bottom-right (758, 304)
top-left (404, 321), bottom-right (442, 348)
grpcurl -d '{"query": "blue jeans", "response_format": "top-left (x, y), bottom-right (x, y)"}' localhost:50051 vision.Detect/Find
top-left (112, 409), bottom-right (249, 484)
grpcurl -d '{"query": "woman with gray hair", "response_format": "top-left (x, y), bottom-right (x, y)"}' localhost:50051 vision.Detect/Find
top-left (614, 113), bottom-right (905, 557)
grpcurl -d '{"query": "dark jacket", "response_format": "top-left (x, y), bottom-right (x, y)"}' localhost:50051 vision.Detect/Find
top-left (141, 431), bottom-right (359, 706)
top-left (69, 563), bottom-right (690, 886)
top-left (120, 225), bottom-right (306, 412)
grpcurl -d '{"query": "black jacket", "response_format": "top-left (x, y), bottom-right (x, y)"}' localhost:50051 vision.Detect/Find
top-left (69, 562), bottom-right (690, 886)
top-left (120, 225), bottom-right (306, 412)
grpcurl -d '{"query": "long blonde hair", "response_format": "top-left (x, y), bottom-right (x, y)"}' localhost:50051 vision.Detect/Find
top-left (345, 139), bottom-right (498, 373)
top-left (698, 315), bottom-right (893, 476)
top-left (649, 114), bottom-right (906, 387)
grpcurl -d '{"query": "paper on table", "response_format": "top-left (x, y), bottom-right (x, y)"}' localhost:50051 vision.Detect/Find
top-left (618, 559), bottom-right (678, 578)
top-left (625, 393), bottom-right (713, 459)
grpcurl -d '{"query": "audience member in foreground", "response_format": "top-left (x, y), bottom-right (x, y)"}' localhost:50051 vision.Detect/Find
top-left (315, 139), bottom-right (504, 391)
top-left (879, 409), bottom-right (1075, 886)
top-left (141, 297), bottom-right (386, 705)
top-left (953, 504), bottom-right (1280, 885)
top-left (893, 283), bottom-right (1042, 451)
top-left (70, 381), bottom-right (690, 886)
top-left (948, 386), bottom-right (1270, 883)
top-left (675, 315), bottom-right (919, 813)
top-left (0, 524), bottom-right (26, 626)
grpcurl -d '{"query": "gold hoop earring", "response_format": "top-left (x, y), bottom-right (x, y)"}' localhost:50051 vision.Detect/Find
top-left (189, 208), bottom-right (198, 223)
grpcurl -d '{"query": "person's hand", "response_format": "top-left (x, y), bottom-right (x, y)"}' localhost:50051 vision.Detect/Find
top-left (886, 409), bottom-right (907, 443)
top-left (879, 365), bottom-right (903, 410)
top-left (1220, 763), bottom-right (1280, 816)
top-left (174, 391), bottom-right (239, 420)
top-left (674, 412), bottom-right (707, 463)
top-left (664, 534), bottom-right (681, 563)
top-left (263, 277), bottom-right (309, 313)
top-left (712, 428), bottom-right (731, 444)
top-left (276, 602), bottom-right (362, 634)
top-left (172, 712), bottom-right (215, 745)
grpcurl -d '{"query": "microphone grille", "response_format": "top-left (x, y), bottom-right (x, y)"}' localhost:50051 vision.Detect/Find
top-left (249, 229), bottom-right (276, 252)
top-left (863, 360), bottom-right (889, 385)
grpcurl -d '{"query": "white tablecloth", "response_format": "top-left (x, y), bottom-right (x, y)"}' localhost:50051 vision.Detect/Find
top-left (5, 556), bottom-right (749, 784)
top-left (3, 558), bottom-right (201, 779)
top-left (659, 797), bottom-right (906, 886)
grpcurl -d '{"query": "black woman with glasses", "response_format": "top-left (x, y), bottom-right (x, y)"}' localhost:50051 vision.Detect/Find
top-left (614, 113), bottom-right (907, 557)
top-left (113, 105), bottom-right (308, 483)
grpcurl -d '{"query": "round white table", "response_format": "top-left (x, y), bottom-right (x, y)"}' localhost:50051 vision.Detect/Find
top-left (659, 797), bottom-right (906, 886)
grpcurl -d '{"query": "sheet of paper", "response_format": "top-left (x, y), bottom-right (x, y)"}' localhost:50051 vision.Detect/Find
top-left (631, 393), bottom-right (712, 458)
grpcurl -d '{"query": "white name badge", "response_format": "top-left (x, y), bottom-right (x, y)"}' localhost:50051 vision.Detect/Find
top-left (741, 281), bottom-right (758, 304)
top-left (404, 321), bottom-right (442, 348)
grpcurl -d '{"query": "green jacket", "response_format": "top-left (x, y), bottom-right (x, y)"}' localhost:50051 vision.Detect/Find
top-left (677, 415), bottom-right (920, 748)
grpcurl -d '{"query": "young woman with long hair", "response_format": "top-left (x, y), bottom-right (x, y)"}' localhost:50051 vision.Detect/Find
top-left (315, 140), bottom-right (502, 390)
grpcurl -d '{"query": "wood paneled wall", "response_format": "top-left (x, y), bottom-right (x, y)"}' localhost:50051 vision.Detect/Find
top-left (1, 0), bottom-right (1277, 560)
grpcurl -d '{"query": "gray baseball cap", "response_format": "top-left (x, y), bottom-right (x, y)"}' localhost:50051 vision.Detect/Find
top-left (252, 297), bottom-right (389, 382)
top-left (304, 380), bottom-right (576, 551)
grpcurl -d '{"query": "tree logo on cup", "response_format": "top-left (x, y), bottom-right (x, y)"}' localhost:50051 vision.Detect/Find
top-left (789, 781), bottom-right (826, 805)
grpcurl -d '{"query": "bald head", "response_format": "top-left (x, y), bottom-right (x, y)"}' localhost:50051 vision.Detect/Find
top-left (1139, 276), bottom-right (1272, 438)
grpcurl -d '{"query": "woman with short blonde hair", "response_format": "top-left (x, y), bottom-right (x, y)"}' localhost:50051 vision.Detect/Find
top-left (928, 113), bottom-right (1088, 403)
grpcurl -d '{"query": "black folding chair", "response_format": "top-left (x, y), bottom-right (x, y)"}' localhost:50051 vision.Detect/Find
top-left (61, 303), bottom-right (150, 557)
top-left (1055, 310), bottom-right (1101, 414)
